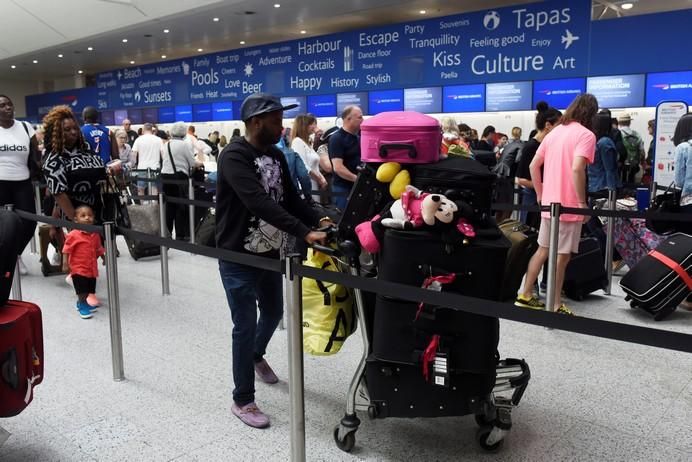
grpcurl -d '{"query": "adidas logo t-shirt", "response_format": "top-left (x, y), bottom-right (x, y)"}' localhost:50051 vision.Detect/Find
top-left (0, 121), bottom-right (34, 181)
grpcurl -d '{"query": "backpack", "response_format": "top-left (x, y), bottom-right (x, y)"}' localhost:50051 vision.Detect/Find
top-left (492, 140), bottom-right (524, 178)
top-left (621, 131), bottom-right (642, 166)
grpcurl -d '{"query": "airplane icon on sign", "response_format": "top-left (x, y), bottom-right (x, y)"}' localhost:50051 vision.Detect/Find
top-left (561, 29), bottom-right (579, 49)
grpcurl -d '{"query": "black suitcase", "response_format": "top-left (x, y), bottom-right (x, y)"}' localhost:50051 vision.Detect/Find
top-left (563, 237), bottom-right (607, 301)
top-left (121, 203), bottom-right (161, 260)
top-left (499, 219), bottom-right (539, 302)
top-left (0, 209), bottom-right (21, 305)
top-left (337, 164), bottom-right (389, 241)
top-left (378, 229), bottom-right (510, 301)
top-left (412, 157), bottom-right (496, 222)
top-left (372, 296), bottom-right (499, 374)
top-left (620, 233), bottom-right (692, 321)
top-left (366, 357), bottom-right (495, 418)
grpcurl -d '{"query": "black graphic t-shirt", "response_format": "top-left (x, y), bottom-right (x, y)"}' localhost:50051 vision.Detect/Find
top-left (216, 138), bottom-right (321, 257)
top-left (43, 147), bottom-right (106, 217)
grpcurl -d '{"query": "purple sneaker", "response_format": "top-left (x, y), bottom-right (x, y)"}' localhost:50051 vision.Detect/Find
top-left (254, 358), bottom-right (279, 384)
top-left (231, 402), bottom-right (270, 428)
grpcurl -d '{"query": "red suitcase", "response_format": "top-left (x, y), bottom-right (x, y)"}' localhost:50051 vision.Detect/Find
top-left (0, 300), bottom-right (44, 417)
top-left (360, 111), bottom-right (442, 164)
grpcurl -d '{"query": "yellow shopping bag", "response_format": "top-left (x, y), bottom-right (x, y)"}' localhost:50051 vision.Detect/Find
top-left (302, 249), bottom-right (356, 355)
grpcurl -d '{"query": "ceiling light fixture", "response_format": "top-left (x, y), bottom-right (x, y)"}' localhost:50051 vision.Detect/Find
top-left (10, 65), bottom-right (16, 69)
top-left (161, 54), bottom-right (167, 59)
top-left (274, 3), bottom-right (281, 7)
top-left (77, 70), bottom-right (83, 74)
top-left (87, 46), bottom-right (93, 51)
top-left (621, 2), bottom-right (634, 9)
top-left (420, 10), bottom-right (427, 14)
top-left (130, 60), bottom-right (135, 64)
top-left (163, 29), bottom-right (170, 33)
top-left (300, 30), bottom-right (307, 34)
top-left (57, 53), bottom-right (63, 58)
top-left (239, 40), bottom-right (246, 45)
top-left (213, 17), bottom-right (220, 22)
top-left (32, 60), bottom-right (38, 64)
top-left (122, 38), bottom-right (128, 43)
top-left (197, 48), bottom-right (204, 52)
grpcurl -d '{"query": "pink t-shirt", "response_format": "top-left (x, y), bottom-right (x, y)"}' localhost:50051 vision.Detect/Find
top-left (535, 122), bottom-right (596, 222)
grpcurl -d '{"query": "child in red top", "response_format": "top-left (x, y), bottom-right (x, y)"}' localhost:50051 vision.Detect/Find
top-left (62, 205), bottom-right (105, 319)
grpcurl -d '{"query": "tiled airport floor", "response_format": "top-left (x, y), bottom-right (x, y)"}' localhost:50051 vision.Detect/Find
top-left (1, 238), bottom-right (691, 462)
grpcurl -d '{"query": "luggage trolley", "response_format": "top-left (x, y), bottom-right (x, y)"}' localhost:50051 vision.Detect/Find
top-left (314, 232), bottom-right (531, 454)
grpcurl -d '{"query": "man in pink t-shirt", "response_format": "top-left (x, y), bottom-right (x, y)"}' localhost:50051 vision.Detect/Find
top-left (515, 94), bottom-right (599, 315)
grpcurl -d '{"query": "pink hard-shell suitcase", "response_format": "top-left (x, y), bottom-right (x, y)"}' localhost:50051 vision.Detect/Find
top-left (360, 111), bottom-right (441, 164)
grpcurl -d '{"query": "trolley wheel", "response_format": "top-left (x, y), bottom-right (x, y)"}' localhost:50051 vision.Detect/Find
top-left (477, 426), bottom-right (504, 453)
top-left (367, 405), bottom-right (379, 420)
top-left (333, 426), bottom-right (356, 452)
top-left (474, 413), bottom-right (493, 427)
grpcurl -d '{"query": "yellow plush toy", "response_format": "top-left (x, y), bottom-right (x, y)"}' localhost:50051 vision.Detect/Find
top-left (376, 162), bottom-right (411, 200)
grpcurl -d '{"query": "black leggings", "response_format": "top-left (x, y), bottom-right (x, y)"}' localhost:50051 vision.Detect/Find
top-left (0, 179), bottom-right (36, 255)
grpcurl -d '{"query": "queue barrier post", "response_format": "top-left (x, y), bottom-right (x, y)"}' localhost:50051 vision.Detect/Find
top-left (188, 175), bottom-right (196, 246)
top-left (104, 221), bottom-right (125, 381)
top-left (285, 254), bottom-right (306, 462)
top-left (4, 204), bottom-right (22, 301)
top-left (545, 202), bottom-right (561, 312)
top-left (604, 189), bottom-right (617, 295)
top-left (159, 192), bottom-right (170, 295)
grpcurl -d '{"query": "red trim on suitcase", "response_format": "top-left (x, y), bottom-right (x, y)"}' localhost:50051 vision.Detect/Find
top-left (649, 250), bottom-right (692, 290)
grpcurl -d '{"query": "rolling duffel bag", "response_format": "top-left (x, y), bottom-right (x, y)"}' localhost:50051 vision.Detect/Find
top-left (360, 111), bottom-right (441, 164)
top-left (620, 233), bottom-right (692, 321)
top-left (411, 157), bottom-right (496, 223)
top-left (0, 300), bottom-right (44, 417)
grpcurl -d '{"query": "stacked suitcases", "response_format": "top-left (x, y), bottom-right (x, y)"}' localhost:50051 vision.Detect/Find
top-left (333, 111), bottom-right (530, 454)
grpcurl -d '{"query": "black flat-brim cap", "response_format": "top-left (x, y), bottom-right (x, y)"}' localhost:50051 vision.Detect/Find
top-left (240, 93), bottom-right (298, 121)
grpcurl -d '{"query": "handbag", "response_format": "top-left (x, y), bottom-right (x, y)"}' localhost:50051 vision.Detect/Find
top-left (646, 183), bottom-right (682, 235)
top-left (100, 175), bottom-right (130, 229)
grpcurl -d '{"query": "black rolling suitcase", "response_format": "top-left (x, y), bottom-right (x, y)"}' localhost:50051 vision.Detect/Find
top-left (563, 237), bottom-right (607, 301)
top-left (499, 219), bottom-right (538, 302)
top-left (379, 229), bottom-right (510, 301)
top-left (620, 233), bottom-right (692, 321)
top-left (122, 202), bottom-right (161, 260)
top-left (337, 164), bottom-right (389, 241)
top-left (412, 157), bottom-right (496, 224)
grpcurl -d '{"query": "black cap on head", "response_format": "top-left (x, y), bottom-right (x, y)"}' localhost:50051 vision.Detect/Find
top-left (240, 93), bottom-right (298, 122)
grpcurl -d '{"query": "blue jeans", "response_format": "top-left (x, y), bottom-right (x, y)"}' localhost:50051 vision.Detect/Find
top-left (218, 260), bottom-right (284, 406)
top-left (332, 182), bottom-right (352, 211)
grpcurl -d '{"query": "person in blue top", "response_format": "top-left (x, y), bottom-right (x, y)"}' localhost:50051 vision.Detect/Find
top-left (588, 113), bottom-right (620, 194)
top-left (81, 106), bottom-right (112, 164)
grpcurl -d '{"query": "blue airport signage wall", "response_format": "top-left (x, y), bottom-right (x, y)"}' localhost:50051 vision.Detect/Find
top-left (92, 0), bottom-right (590, 109)
top-left (25, 3), bottom-right (692, 120)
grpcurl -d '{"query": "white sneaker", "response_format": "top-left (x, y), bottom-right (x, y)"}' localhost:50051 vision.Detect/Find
top-left (17, 257), bottom-right (28, 275)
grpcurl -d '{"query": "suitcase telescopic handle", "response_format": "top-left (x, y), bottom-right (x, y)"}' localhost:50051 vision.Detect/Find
top-left (379, 142), bottom-right (417, 159)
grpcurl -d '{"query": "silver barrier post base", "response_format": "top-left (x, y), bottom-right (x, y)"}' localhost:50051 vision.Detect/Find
top-left (545, 202), bottom-right (561, 312)
top-left (104, 222), bottom-right (125, 381)
top-left (285, 255), bottom-right (306, 462)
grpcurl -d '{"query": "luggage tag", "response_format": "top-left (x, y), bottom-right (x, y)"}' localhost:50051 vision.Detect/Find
top-left (416, 273), bottom-right (456, 321)
top-left (432, 348), bottom-right (450, 388)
